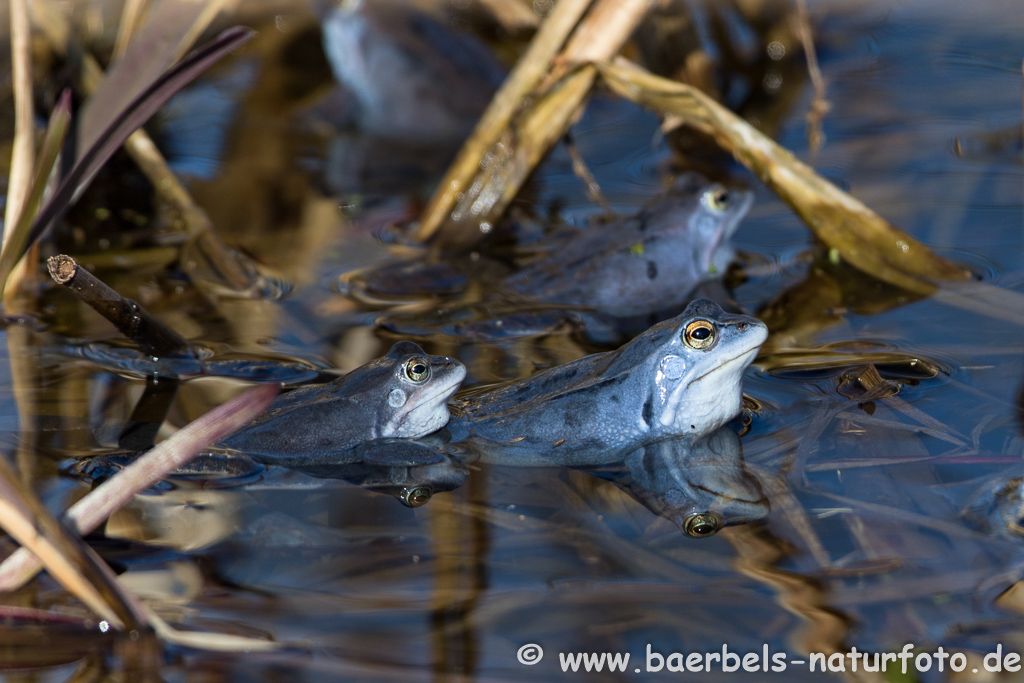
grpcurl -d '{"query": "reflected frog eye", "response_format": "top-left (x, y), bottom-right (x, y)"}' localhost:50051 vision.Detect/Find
top-left (683, 512), bottom-right (722, 538)
top-left (705, 186), bottom-right (730, 212)
top-left (400, 485), bottom-right (433, 507)
top-left (404, 357), bottom-right (431, 383)
top-left (683, 320), bottom-right (715, 349)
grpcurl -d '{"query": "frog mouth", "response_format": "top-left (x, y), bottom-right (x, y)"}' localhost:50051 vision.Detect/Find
top-left (402, 367), bottom-right (467, 416)
top-left (690, 347), bottom-right (760, 384)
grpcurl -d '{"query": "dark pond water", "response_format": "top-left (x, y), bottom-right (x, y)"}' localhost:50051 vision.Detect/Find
top-left (2, 0), bottom-right (1024, 680)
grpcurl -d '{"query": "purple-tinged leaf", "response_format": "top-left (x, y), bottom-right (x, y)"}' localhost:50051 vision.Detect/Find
top-left (17, 26), bottom-right (254, 267)
top-left (79, 0), bottom-right (232, 157)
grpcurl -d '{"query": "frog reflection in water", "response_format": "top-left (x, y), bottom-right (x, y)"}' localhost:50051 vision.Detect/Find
top-left (963, 475), bottom-right (1024, 539)
top-left (448, 299), bottom-right (768, 465)
top-left (348, 176), bottom-right (753, 341)
top-left (585, 427), bottom-right (769, 537)
top-left (221, 342), bottom-right (466, 466)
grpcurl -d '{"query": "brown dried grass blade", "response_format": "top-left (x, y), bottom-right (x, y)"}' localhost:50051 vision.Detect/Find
top-left (0, 383), bottom-right (279, 591)
top-left (597, 59), bottom-right (971, 294)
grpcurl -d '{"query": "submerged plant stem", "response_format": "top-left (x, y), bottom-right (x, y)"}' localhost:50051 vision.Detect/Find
top-left (47, 255), bottom-right (191, 357)
top-left (795, 0), bottom-right (830, 156)
top-left (79, 56), bottom-right (255, 292)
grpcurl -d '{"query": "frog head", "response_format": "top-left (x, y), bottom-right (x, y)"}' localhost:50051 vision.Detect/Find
top-left (687, 178), bottom-right (754, 278)
top-left (378, 342), bottom-right (467, 439)
top-left (647, 299), bottom-right (767, 438)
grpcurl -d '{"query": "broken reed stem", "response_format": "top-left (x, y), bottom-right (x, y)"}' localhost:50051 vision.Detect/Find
top-left (47, 255), bottom-right (191, 357)
top-left (0, 383), bottom-right (279, 592)
top-left (415, 0), bottom-right (596, 243)
top-left (418, 0), bottom-right (654, 249)
top-left (4, 0), bottom-right (34, 249)
top-left (476, 0), bottom-right (539, 32)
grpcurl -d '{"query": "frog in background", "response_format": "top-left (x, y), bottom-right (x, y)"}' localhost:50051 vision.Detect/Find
top-left (346, 174), bottom-right (754, 344)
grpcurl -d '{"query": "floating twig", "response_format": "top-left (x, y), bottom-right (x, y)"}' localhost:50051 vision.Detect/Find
top-left (0, 383), bottom-right (279, 593)
top-left (47, 254), bottom-right (192, 357)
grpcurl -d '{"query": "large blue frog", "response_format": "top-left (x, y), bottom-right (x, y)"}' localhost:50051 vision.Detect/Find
top-left (447, 299), bottom-right (768, 465)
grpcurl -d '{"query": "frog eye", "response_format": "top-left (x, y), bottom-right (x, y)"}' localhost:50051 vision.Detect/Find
top-left (399, 485), bottom-right (433, 508)
top-left (683, 319), bottom-right (715, 349)
top-left (683, 512), bottom-right (722, 538)
top-left (403, 357), bottom-right (431, 383)
top-left (704, 186), bottom-right (730, 212)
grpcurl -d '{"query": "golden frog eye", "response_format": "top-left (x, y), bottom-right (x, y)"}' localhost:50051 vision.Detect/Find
top-left (400, 486), bottom-right (433, 508)
top-left (704, 186), bottom-right (730, 212)
top-left (683, 319), bottom-right (715, 349)
top-left (683, 512), bottom-right (721, 538)
top-left (404, 357), bottom-right (431, 383)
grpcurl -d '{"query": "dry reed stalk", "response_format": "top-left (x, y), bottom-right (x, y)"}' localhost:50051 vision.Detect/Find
top-left (4, 0), bottom-right (34, 248)
top-left (0, 454), bottom-right (141, 629)
top-left (3, 0), bottom-right (37, 307)
top-left (415, 0), bottom-right (595, 244)
top-left (598, 59), bottom-right (971, 294)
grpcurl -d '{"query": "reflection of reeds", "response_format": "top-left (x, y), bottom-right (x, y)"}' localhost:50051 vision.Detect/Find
top-left (0, 384), bottom-right (281, 651)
